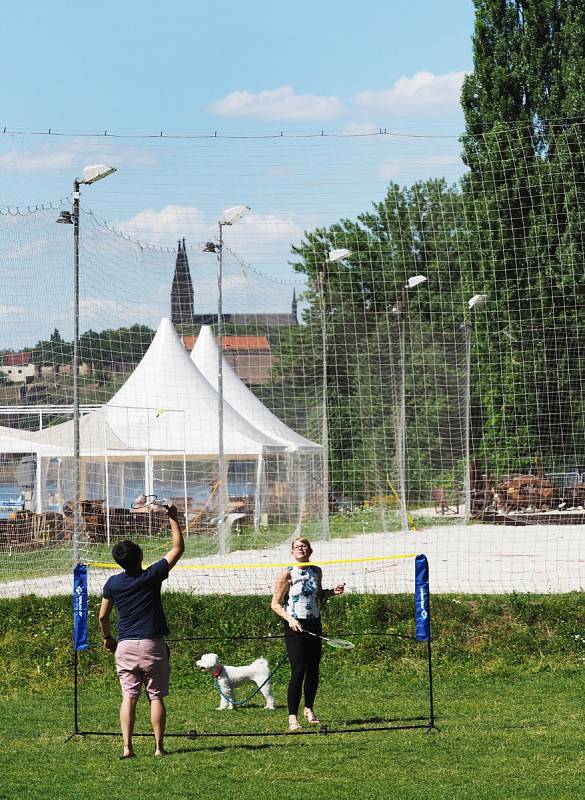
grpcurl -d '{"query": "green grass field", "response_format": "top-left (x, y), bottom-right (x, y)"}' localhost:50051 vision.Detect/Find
top-left (1, 593), bottom-right (585, 799)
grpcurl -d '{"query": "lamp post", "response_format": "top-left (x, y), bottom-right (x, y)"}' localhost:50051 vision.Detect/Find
top-left (204, 205), bottom-right (250, 555)
top-left (463, 293), bottom-right (488, 524)
top-left (391, 274), bottom-right (427, 533)
top-left (57, 164), bottom-right (116, 566)
top-left (319, 248), bottom-right (351, 541)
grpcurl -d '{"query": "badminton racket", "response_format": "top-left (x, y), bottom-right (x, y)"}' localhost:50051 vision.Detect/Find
top-left (301, 629), bottom-right (355, 649)
top-left (131, 494), bottom-right (169, 513)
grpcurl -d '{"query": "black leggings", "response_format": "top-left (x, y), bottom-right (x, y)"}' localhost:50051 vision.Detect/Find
top-left (284, 618), bottom-right (322, 715)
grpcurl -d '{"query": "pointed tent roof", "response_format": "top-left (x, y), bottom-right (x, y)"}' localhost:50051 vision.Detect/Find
top-left (191, 325), bottom-right (320, 452)
top-left (0, 425), bottom-right (68, 455)
top-left (33, 318), bottom-right (285, 458)
top-left (31, 407), bottom-right (134, 457)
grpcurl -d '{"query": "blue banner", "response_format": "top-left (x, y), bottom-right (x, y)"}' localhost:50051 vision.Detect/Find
top-left (73, 564), bottom-right (88, 651)
top-left (415, 554), bottom-right (430, 641)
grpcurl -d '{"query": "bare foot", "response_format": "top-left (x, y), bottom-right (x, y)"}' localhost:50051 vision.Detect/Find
top-left (154, 749), bottom-right (168, 757)
top-left (120, 751), bottom-right (136, 760)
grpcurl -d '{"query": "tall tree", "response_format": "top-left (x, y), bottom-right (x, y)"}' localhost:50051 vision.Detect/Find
top-left (278, 179), bottom-right (468, 503)
top-left (460, 0), bottom-right (585, 474)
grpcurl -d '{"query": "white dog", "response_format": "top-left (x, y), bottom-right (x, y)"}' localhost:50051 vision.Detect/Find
top-left (196, 652), bottom-right (275, 710)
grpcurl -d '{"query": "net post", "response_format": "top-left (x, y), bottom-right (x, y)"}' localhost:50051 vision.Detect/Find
top-left (414, 553), bottom-right (437, 732)
top-left (425, 637), bottom-right (436, 732)
top-left (70, 563), bottom-right (88, 740)
top-left (73, 648), bottom-right (80, 735)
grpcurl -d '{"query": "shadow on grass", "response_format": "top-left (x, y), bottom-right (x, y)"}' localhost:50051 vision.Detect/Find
top-left (343, 714), bottom-right (429, 725)
top-left (169, 742), bottom-right (274, 755)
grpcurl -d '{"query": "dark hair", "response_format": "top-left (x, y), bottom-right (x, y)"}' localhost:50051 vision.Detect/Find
top-left (112, 540), bottom-right (143, 571)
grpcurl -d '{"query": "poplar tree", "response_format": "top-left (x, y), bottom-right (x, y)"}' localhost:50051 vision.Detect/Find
top-left (460, 0), bottom-right (585, 474)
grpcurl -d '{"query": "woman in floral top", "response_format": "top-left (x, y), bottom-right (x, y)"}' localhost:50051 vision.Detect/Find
top-left (271, 537), bottom-right (345, 731)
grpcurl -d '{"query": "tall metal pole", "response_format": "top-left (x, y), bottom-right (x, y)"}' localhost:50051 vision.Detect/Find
top-left (216, 222), bottom-right (229, 555)
top-left (72, 180), bottom-right (81, 567)
top-left (396, 290), bottom-right (409, 533)
top-left (320, 261), bottom-right (330, 541)
top-left (464, 319), bottom-right (472, 525)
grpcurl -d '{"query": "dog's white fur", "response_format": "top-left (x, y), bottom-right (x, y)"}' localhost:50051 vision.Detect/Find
top-left (196, 652), bottom-right (275, 710)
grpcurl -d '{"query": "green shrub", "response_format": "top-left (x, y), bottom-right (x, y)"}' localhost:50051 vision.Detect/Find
top-left (2, 592), bottom-right (584, 694)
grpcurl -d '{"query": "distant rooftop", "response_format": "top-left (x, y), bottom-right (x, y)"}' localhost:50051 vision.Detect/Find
top-left (2, 352), bottom-right (30, 367)
top-left (182, 334), bottom-right (270, 353)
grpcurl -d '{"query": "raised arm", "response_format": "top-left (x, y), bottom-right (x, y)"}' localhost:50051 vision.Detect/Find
top-left (271, 569), bottom-right (302, 632)
top-left (164, 505), bottom-right (185, 570)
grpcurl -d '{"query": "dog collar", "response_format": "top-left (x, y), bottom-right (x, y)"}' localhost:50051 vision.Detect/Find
top-left (212, 664), bottom-right (223, 679)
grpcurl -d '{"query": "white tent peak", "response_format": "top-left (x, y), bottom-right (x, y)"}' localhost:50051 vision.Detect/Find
top-left (191, 325), bottom-right (320, 452)
top-left (33, 318), bottom-right (286, 457)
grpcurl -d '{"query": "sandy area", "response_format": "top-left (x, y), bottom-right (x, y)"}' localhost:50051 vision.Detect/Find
top-left (2, 517), bottom-right (584, 598)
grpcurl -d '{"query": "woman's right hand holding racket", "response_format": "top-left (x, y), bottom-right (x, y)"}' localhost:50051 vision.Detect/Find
top-left (288, 617), bottom-right (303, 633)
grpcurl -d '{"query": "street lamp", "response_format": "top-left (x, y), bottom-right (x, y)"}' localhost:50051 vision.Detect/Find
top-left (204, 205), bottom-right (250, 555)
top-left (391, 274), bottom-right (427, 533)
top-left (319, 247), bottom-right (351, 541)
top-left (463, 293), bottom-right (488, 524)
top-left (57, 164), bottom-right (117, 566)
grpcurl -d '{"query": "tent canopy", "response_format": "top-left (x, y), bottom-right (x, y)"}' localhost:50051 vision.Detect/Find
top-left (0, 425), bottom-right (67, 456)
top-left (191, 325), bottom-right (320, 452)
top-left (31, 318), bottom-right (286, 458)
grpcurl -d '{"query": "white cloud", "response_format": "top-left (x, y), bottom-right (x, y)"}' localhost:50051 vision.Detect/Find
top-left (0, 303), bottom-right (26, 317)
top-left (0, 147), bottom-right (76, 173)
top-left (208, 86), bottom-right (344, 121)
top-left (117, 205), bottom-right (306, 252)
top-left (79, 295), bottom-right (168, 325)
top-left (116, 205), bottom-right (209, 246)
top-left (354, 71), bottom-right (466, 115)
top-left (219, 212), bottom-right (307, 268)
top-left (0, 140), bottom-right (157, 175)
top-left (236, 212), bottom-right (304, 241)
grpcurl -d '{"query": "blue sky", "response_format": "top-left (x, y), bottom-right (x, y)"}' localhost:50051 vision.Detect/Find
top-left (0, 1), bottom-right (477, 347)
top-left (1, 0), bottom-right (474, 135)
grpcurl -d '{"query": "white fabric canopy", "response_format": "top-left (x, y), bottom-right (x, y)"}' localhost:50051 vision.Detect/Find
top-left (191, 325), bottom-right (320, 452)
top-left (31, 318), bottom-right (286, 458)
top-left (0, 425), bottom-right (67, 456)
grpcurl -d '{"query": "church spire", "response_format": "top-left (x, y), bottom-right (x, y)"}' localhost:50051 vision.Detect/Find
top-left (171, 237), bottom-right (194, 326)
top-left (291, 288), bottom-right (298, 324)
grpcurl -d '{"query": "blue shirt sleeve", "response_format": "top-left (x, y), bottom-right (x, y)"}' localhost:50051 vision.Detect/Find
top-left (146, 558), bottom-right (170, 582)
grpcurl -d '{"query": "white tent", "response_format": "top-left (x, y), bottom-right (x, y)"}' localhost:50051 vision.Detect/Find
top-left (191, 325), bottom-right (323, 533)
top-left (25, 319), bottom-right (296, 538)
top-left (1, 319), bottom-right (320, 542)
top-left (33, 318), bottom-right (286, 458)
top-left (191, 325), bottom-right (320, 452)
top-left (0, 425), bottom-right (67, 455)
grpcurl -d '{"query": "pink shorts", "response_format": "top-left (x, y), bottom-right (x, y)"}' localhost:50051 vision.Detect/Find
top-left (115, 638), bottom-right (170, 699)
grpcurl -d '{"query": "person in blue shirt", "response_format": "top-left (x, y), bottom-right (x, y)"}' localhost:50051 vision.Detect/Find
top-left (99, 504), bottom-right (184, 759)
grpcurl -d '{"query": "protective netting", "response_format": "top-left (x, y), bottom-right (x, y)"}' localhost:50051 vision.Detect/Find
top-left (0, 124), bottom-right (584, 596)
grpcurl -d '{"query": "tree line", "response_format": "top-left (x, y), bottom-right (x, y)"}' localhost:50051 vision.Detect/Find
top-left (270, 0), bottom-right (585, 503)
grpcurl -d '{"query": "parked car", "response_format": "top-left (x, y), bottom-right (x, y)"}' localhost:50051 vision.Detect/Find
top-left (0, 485), bottom-right (25, 519)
